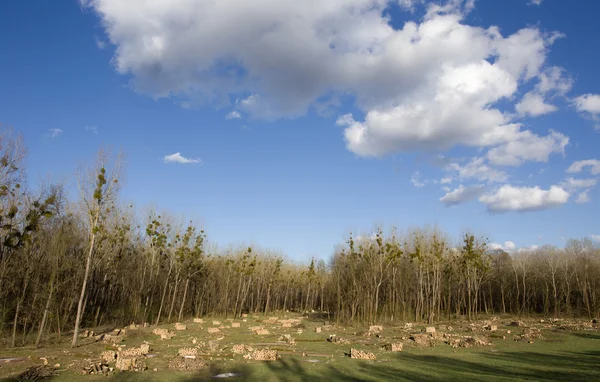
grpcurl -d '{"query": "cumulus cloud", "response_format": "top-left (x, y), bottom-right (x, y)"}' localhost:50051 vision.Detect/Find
top-left (487, 130), bottom-right (568, 166)
top-left (567, 159), bottom-right (600, 175)
top-left (515, 66), bottom-right (571, 117)
top-left (339, 60), bottom-right (523, 156)
top-left (528, 0), bottom-right (543, 6)
top-left (537, 66), bottom-right (572, 95)
top-left (479, 184), bottom-right (569, 212)
top-left (84, 0), bottom-right (567, 159)
top-left (574, 94), bottom-right (600, 126)
top-left (225, 111), bottom-right (242, 120)
top-left (559, 175), bottom-right (597, 204)
top-left (163, 152), bottom-right (202, 164)
top-left (574, 94), bottom-right (600, 114)
top-left (446, 157), bottom-right (508, 183)
top-left (49, 128), bottom-right (63, 138)
top-left (490, 241), bottom-right (516, 252)
top-left (439, 184), bottom-right (485, 206)
top-left (515, 92), bottom-right (557, 116)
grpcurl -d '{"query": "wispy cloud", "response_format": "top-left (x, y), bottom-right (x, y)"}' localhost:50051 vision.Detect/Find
top-left (575, 190), bottom-right (591, 204)
top-left (225, 111), bottom-right (242, 120)
top-left (163, 152), bottom-right (202, 164)
top-left (567, 159), bottom-right (600, 175)
top-left (440, 185), bottom-right (485, 206)
top-left (49, 128), bottom-right (63, 138)
top-left (85, 125), bottom-right (99, 134)
top-left (411, 171), bottom-right (425, 188)
top-left (94, 36), bottom-right (106, 49)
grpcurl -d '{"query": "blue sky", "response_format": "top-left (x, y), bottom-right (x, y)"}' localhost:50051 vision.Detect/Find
top-left (1, 0), bottom-right (599, 260)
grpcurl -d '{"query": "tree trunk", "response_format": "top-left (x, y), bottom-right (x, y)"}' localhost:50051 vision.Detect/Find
top-left (178, 278), bottom-right (190, 322)
top-left (264, 283), bottom-right (272, 315)
top-left (12, 275), bottom-right (30, 347)
top-left (167, 274), bottom-right (180, 323)
top-left (72, 214), bottom-right (99, 348)
top-left (155, 263), bottom-right (173, 326)
top-left (36, 277), bottom-right (54, 348)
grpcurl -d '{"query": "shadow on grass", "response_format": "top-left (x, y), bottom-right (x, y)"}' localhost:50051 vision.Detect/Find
top-left (262, 349), bottom-right (600, 382)
top-left (7, 336), bottom-right (600, 381)
top-left (571, 332), bottom-right (600, 340)
top-left (392, 350), bottom-right (599, 381)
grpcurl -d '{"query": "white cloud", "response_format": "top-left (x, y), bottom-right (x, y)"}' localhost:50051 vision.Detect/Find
top-left (439, 184), bottom-right (485, 206)
top-left (447, 157), bottom-right (508, 183)
top-left (515, 66), bottom-right (571, 117)
top-left (49, 128), bottom-right (63, 138)
top-left (560, 177), bottom-right (597, 190)
top-left (518, 245), bottom-right (539, 252)
top-left (84, 0), bottom-right (565, 158)
top-left (440, 177), bottom-right (453, 184)
top-left (574, 94), bottom-right (600, 114)
top-left (163, 152), bottom-right (202, 164)
top-left (559, 174), bottom-right (596, 204)
top-left (591, 234), bottom-right (600, 242)
top-left (340, 60), bottom-right (522, 156)
top-left (490, 241), bottom-right (516, 252)
top-left (487, 130), bottom-right (568, 166)
top-left (567, 159), bottom-right (600, 175)
top-left (559, 176), bottom-right (597, 203)
top-left (479, 184), bottom-right (569, 212)
top-left (515, 92), bottom-right (557, 116)
top-left (411, 171), bottom-right (425, 188)
top-left (95, 36), bottom-right (106, 49)
top-left (85, 125), bottom-right (99, 134)
top-left (528, 0), bottom-right (543, 6)
top-left (574, 94), bottom-right (600, 127)
top-left (575, 190), bottom-right (590, 204)
top-left (537, 66), bottom-right (572, 95)
top-left (398, 0), bottom-right (419, 11)
top-left (355, 233), bottom-right (378, 243)
top-left (225, 111), bottom-right (242, 120)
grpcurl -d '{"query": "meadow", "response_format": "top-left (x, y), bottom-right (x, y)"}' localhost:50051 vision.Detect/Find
top-left (1, 313), bottom-right (599, 381)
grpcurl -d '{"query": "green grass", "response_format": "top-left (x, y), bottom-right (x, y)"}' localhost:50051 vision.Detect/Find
top-left (1, 315), bottom-right (599, 381)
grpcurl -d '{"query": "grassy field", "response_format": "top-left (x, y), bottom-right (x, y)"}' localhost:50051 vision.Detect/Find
top-left (1, 314), bottom-right (599, 381)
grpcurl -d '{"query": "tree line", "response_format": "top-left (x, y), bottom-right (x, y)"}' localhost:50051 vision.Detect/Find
top-left (0, 129), bottom-right (598, 349)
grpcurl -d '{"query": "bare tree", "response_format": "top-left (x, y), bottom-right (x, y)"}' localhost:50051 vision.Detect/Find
top-left (72, 149), bottom-right (123, 347)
